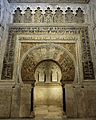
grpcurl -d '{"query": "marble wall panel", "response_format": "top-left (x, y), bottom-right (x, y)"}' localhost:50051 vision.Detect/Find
top-left (19, 84), bottom-right (32, 117)
top-left (0, 87), bottom-right (12, 118)
top-left (11, 85), bottom-right (21, 118)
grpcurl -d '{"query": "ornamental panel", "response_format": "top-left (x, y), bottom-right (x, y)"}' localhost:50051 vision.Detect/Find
top-left (1, 26), bottom-right (95, 80)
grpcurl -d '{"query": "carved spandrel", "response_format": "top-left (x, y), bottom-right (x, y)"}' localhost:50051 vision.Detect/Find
top-left (34, 7), bottom-right (43, 23)
top-left (13, 7), bottom-right (22, 23)
top-left (54, 7), bottom-right (64, 23)
top-left (44, 7), bottom-right (53, 23)
top-left (23, 7), bottom-right (32, 23)
top-left (75, 8), bottom-right (84, 23)
top-left (65, 7), bottom-right (74, 23)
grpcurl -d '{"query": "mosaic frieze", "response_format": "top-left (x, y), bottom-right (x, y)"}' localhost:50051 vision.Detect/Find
top-left (1, 26), bottom-right (95, 80)
top-left (13, 7), bottom-right (85, 23)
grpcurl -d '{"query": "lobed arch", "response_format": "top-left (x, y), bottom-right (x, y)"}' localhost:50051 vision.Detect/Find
top-left (19, 43), bottom-right (76, 83)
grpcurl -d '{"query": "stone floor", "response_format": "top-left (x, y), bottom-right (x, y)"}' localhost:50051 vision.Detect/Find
top-left (0, 105), bottom-right (95, 120)
top-left (0, 118), bottom-right (95, 120)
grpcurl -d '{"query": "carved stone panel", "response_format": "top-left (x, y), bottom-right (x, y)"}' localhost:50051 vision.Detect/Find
top-left (23, 7), bottom-right (32, 23)
top-left (75, 8), bottom-right (84, 23)
top-left (13, 7), bottom-right (22, 23)
top-left (54, 7), bottom-right (64, 23)
top-left (65, 7), bottom-right (74, 23)
top-left (44, 7), bottom-right (53, 23)
top-left (34, 7), bottom-right (43, 23)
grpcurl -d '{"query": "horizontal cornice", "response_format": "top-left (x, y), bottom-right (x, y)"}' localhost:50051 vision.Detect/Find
top-left (7, 0), bottom-right (90, 4)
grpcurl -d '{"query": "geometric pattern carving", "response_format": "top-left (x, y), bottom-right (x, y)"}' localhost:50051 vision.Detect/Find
top-left (13, 7), bottom-right (22, 23)
top-left (23, 7), bottom-right (32, 23)
top-left (13, 7), bottom-right (85, 23)
top-left (65, 7), bottom-right (74, 23)
top-left (1, 26), bottom-right (95, 80)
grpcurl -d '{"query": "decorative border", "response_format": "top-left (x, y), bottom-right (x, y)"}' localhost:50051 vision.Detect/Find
top-left (1, 25), bottom-right (95, 80)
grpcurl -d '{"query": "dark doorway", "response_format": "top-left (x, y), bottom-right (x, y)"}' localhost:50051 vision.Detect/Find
top-left (31, 88), bottom-right (34, 111)
top-left (63, 87), bottom-right (66, 112)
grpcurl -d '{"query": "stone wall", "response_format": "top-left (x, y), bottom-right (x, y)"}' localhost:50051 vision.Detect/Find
top-left (0, 0), bottom-right (96, 119)
top-left (65, 84), bottom-right (96, 118)
top-left (0, 0), bottom-right (11, 80)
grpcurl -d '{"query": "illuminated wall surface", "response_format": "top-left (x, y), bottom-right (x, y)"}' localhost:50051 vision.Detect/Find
top-left (0, 0), bottom-right (96, 119)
